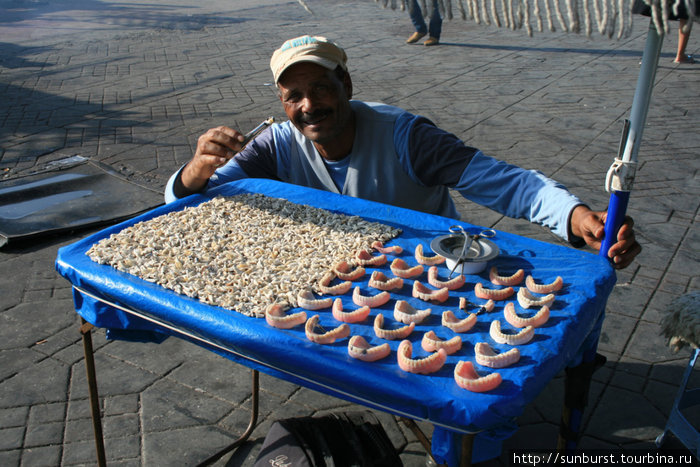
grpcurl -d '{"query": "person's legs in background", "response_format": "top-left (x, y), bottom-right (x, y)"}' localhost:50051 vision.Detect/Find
top-left (424, 0), bottom-right (442, 46)
top-left (406, 0), bottom-right (428, 43)
top-left (674, 19), bottom-right (695, 63)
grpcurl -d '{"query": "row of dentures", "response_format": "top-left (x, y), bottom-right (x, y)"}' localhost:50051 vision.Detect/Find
top-left (265, 241), bottom-right (565, 393)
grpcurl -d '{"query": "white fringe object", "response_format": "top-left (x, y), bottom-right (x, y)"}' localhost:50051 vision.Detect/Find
top-left (377, 0), bottom-right (697, 37)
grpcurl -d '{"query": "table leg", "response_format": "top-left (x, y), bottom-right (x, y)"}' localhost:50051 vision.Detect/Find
top-left (557, 352), bottom-right (606, 451)
top-left (459, 433), bottom-right (474, 467)
top-left (196, 369), bottom-right (260, 467)
top-left (79, 319), bottom-right (107, 467)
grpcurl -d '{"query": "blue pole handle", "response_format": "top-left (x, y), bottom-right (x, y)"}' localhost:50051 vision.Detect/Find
top-left (599, 190), bottom-right (630, 259)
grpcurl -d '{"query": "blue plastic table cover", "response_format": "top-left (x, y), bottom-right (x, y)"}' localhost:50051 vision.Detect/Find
top-left (55, 178), bottom-right (616, 464)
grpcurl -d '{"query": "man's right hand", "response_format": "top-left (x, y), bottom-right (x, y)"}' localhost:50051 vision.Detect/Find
top-left (180, 126), bottom-right (246, 193)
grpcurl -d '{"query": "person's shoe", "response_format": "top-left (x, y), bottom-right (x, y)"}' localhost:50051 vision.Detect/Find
top-left (424, 37), bottom-right (439, 46)
top-left (674, 54), bottom-right (696, 64)
top-left (406, 32), bottom-right (426, 44)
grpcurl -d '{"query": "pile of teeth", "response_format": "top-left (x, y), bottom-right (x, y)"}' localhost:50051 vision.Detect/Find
top-left (86, 194), bottom-right (401, 317)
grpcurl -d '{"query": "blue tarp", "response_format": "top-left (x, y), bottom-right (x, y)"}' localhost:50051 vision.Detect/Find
top-left (55, 178), bottom-right (616, 464)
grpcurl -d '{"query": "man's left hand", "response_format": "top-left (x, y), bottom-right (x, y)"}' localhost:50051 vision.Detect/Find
top-left (570, 205), bottom-right (641, 269)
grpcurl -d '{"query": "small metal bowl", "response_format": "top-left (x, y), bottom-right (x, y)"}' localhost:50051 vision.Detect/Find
top-left (430, 233), bottom-right (500, 274)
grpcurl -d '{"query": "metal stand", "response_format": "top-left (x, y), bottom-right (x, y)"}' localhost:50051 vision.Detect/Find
top-left (78, 319), bottom-right (260, 466)
top-left (656, 348), bottom-right (700, 459)
top-left (600, 19), bottom-right (663, 257)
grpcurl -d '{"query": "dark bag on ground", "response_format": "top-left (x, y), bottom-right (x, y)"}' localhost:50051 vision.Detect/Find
top-left (253, 411), bottom-right (403, 467)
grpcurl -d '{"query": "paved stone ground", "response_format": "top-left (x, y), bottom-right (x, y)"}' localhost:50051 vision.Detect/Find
top-left (0, 0), bottom-right (698, 465)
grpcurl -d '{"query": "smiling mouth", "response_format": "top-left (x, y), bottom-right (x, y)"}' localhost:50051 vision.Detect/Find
top-left (301, 111), bottom-right (330, 127)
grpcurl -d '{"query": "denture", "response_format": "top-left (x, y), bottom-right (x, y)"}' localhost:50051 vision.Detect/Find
top-left (474, 282), bottom-right (514, 301)
top-left (371, 241), bottom-right (403, 255)
top-left (489, 319), bottom-right (534, 345)
top-left (332, 261), bottom-right (365, 281)
top-left (373, 313), bottom-right (415, 340)
top-left (421, 330), bottom-right (462, 354)
top-left (347, 335), bottom-right (391, 362)
top-left (525, 275), bottom-right (563, 294)
top-left (454, 361), bottom-right (502, 392)
top-left (504, 302), bottom-right (550, 328)
top-left (389, 258), bottom-right (424, 279)
top-left (305, 315), bottom-right (350, 344)
top-left (474, 342), bottom-right (520, 368)
top-left (368, 271), bottom-right (404, 291)
top-left (412, 280), bottom-right (449, 303)
top-left (414, 243), bottom-right (446, 266)
top-left (517, 287), bottom-right (555, 309)
top-left (297, 289), bottom-right (333, 310)
top-left (397, 340), bottom-right (447, 374)
top-left (265, 304), bottom-right (307, 329)
top-left (318, 271), bottom-right (352, 295)
top-left (427, 266), bottom-right (466, 291)
top-left (393, 300), bottom-right (431, 324)
top-left (355, 249), bottom-right (387, 267)
top-left (441, 310), bottom-right (478, 333)
top-left (352, 286), bottom-right (391, 308)
top-left (332, 298), bottom-right (371, 323)
top-left (489, 266), bottom-right (525, 287)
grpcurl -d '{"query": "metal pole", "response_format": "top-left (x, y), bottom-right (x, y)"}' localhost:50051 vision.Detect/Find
top-left (600, 20), bottom-right (663, 257)
top-left (80, 319), bottom-right (107, 467)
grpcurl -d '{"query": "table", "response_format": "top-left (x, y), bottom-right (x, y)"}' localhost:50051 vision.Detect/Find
top-left (55, 179), bottom-right (616, 466)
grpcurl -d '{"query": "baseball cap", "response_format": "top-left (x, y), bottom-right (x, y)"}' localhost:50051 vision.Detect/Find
top-left (270, 35), bottom-right (348, 84)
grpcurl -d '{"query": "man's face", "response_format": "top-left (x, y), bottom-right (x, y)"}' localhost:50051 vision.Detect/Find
top-left (277, 62), bottom-right (353, 147)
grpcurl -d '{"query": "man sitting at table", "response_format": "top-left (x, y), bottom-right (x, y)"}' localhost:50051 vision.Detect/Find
top-left (165, 35), bottom-right (640, 269)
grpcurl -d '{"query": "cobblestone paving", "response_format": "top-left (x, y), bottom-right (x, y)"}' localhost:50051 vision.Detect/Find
top-left (0, 0), bottom-right (698, 465)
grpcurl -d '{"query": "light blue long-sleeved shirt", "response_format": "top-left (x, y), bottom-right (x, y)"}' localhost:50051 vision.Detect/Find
top-left (166, 101), bottom-right (583, 243)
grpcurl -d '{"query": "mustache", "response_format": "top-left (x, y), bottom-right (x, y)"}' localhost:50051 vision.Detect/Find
top-left (298, 109), bottom-right (331, 124)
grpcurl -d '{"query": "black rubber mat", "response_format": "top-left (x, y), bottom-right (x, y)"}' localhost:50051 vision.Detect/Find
top-left (0, 157), bottom-right (163, 247)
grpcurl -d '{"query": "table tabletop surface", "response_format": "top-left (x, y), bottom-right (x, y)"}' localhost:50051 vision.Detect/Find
top-left (56, 178), bottom-right (616, 435)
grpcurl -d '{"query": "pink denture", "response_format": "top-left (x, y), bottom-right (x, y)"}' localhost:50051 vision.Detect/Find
top-left (421, 330), bottom-right (462, 355)
top-left (390, 258), bottom-right (424, 279)
top-left (393, 300), bottom-right (431, 324)
top-left (504, 302), bottom-right (550, 328)
top-left (489, 319), bottom-right (534, 345)
top-left (474, 342), bottom-right (520, 368)
top-left (332, 298), bottom-right (371, 323)
top-left (317, 271), bottom-right (352, 295)
top-left (397, 340), bottom-right (447, 374)
top-left (489, 266), bottom-right (525, 287)
top-left (427, 266), bottom-right (466, 291)
top-left (352, 286), bottom-right (391, 308)
top-left (374, 313), bottom-right (415, 340)
top-left (371, 241), bottom-right (403, 255)
top-left (265, 304), bottom-right (307, 329)
top-left (412, 280), bottom-right (449, 303)
top-left (525, 275), bottom-right (563, 294)
top-left (347, 335), bottom-right (391, 362)
top-left (305, 315), bottom-right (350, 344)
top-left (332, 261), bottom-right (365, 281)
top-left (414, 244), bottom-right (445, 266)
top-left (474, 283), bottom-right (514, 301)
top-left (355, 249), bottom-right (387, 267)
top-left (454, 361), bottom-right (502, 392)
top-left (517, 287), bottom-right (555, 309)
top-left (369, 271), bottom-right (404, 291)
top-left (441, 310), bottom-right (477, 333)
top-left (297, 290), bottom-right (333, 310)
